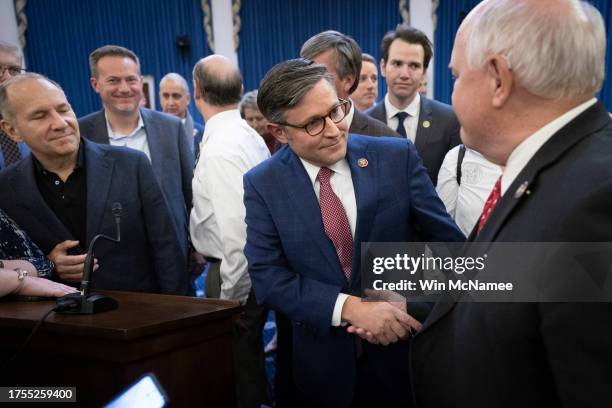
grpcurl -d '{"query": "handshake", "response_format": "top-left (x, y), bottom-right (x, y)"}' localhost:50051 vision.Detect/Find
top-left (341, 290), bottom-right (422, 346)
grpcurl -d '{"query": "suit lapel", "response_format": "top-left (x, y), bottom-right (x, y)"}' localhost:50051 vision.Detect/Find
top-left (140, 108), bottom-right (163, 183)
top-left (84, 140), bottom-right (115, 243)
top-left (414, 97), bottom-right (432, 152)
top-left (349, 110), bottom-right (368, 134)
top-left (346, 136), bottom-right (378, 285)
top-left (278, 150), bottom-right (344, 279)
top-left (10, 157), bottom-right (73, 240)
top-left (87, 110), bottom-right (111, 144)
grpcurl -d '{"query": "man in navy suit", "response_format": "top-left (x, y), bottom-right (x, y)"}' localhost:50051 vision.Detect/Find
top-left (244, 59), bottom-right (464, 407)
top-left (409, 1), bottom-right (612, 407)
top-left (366, 25), bottom-right (460, 185)
top-left (159, 72), bottom-right (205, 161)
top-left (0, 73), bottom-right (187, 294)
top-left (301, 31), bottom-right (399, 139)
top-left (78, 46), bottom-right (193, 258)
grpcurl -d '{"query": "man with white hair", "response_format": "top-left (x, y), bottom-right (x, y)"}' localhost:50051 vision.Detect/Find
top-left (159, 72), bottom-right (204, 159)
top-left (407, 0), bottom-right (612, 406)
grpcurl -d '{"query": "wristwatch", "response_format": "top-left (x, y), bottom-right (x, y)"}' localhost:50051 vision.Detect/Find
top-left (12, 268), bottom-right (28, 294)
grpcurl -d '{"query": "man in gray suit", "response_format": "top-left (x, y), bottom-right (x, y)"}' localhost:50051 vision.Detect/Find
top-left (367, 25), bottom-right (460, 184)
top-left (301, 30), bottom-right (399, 138)
top-left (79, 45), bottom-right (193, 258)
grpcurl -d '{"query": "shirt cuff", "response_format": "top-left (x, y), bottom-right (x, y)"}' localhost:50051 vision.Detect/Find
top-left (331, 293), bottom-right (350, 327)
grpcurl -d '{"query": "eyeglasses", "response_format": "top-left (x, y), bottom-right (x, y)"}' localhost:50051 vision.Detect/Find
top-left (276, 99), bottom-right (350, 136)
top-left (0, 65), bottom-right (26, 76)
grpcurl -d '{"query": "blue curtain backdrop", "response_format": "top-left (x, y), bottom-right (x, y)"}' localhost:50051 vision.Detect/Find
top-left (434, 0), bottom-right (612, 111)
top-left (238, 0), bottom-right (402, 97)
top-left (24, 0), bottom-right (211, 121)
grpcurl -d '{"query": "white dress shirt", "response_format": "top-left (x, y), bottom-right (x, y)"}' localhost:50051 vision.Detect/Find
top-left (345, 99), bottom-right (356, 130)
top-left (299, 158), bottom-right (356, 326)
top-left (190, 109), bottom-right (270, 303)
top-left (501, 98), bottom-right (597, 195)
top-left (436, 145), bottom-right (502, 235)
top-left (384, 92), bottom-right (421, 142)
top-left (105, 113), bottom-right (150, 161)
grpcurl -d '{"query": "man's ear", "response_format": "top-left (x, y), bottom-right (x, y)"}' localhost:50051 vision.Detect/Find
top-left (487, 55), bottom-right (513, 108)
top-left (268, 123), bottom-right (288, 144)
top-left (342, 73), bottom-right (356, 96)
top-left (90, 77), bottom-right (100, 93)
top-left (193, 80), bottom-right (201, 100)
top-left (380, 59), bottom-right (387, 78)
top-left (1, 119), bottom-right (23, 143)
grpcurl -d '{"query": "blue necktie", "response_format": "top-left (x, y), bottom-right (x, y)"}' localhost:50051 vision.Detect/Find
top-left (394, 112), bottom-right (409, 139)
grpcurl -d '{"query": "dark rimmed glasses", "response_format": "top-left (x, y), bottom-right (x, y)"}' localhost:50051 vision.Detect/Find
top-left (276, 99), bottom-right (350, 136)
top-left (0, 65), bottom-right (26, 77)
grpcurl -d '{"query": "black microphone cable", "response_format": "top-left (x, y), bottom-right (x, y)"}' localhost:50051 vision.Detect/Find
top-left (0, 296), bottom-right (80, 371)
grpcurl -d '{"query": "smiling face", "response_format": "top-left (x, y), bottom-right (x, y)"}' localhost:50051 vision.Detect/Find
top-left (91, 55), bottom-right (143, 116)
top-left (1, 78), bottom-right (80, 163)
top-left (270, 79), bottom-right (348, 167)
top-left (381, 39), bottom-right (426, 109)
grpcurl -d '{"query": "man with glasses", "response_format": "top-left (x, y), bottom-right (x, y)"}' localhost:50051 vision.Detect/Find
top-left (190, 54), bottom-right (270, 408)
top-left (244, 59), bottom-right (464, 407)
top-left (0, 41), bottom-right (28, 171)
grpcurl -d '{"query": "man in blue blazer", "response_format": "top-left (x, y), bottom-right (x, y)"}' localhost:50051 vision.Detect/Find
top-left (0, 73), bottom-right (188, 295)
top-left (244, 59), bottom-right (464, 407)
top-left (78, 46), bottom-right (193, 258)
top-left (366, 25), bottom-right (460, 185)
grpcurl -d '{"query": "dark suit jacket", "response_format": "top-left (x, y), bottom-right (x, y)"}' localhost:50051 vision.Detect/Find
top-left (244, 134), bottom-right (464, 408)
top-left (410, 102), bottom-right (612, 408)
top-left (193, 121), bottom-right (205, 161)
top-left (78, 108), bottom-right (193, 256)
top-left (0, 139), bottom-right (188, 294)
top-left (366, 97), bottom-right (461, 184)
top-left (349, 108), bottom-right (399, 138)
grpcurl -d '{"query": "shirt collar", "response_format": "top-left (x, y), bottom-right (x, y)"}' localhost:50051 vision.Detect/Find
top-left (385, 92), bottom-right (420, 121)
top-left (33, 138), bottom-right (85, 174)
top-left (105, 111), bottom-right (145, 140)
top-left (202, 109), bottom-right (241, 145)
top-left (299, 157), bottom-right (351, 186)
top-left (501, 97), bottom-right (597, 194)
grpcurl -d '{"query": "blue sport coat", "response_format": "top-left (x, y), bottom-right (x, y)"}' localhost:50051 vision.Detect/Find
top-left (244, 134), bottom-right (464, 407)
top-left (78, 108), bottom-right (193, 257)
top-left (0, 139), bottom-right (188, 295)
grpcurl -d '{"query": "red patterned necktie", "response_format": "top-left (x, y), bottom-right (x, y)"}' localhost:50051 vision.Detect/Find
top-left (0, 131), bottom-right (21, 166)
top-left (318, 167), bottom-right (354, 280)
top-left (477, 176), bottom-right (502, 234)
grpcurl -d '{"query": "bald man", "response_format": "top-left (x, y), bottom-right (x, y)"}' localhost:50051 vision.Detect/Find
top-left (189, 55), bottom-right (270, 408)
top-left (159, 73), bottom-right (204, 159)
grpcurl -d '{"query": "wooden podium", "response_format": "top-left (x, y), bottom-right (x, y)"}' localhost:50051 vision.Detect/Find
top-left (0, 291), bottom-right (241, 407)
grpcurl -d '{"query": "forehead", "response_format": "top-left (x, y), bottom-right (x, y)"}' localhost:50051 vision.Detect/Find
top-left (388, 39), bottom-right (425, 61)
top-left (8, 79), bottom-right (68, 113)
top-left (361, 61), bottom-right (377, 74)
top-left (0, 50), bottom-right (21, 65)
top-left (285, 79), bottom-right (337, 120)
top-left (160, 80), bottom-right (187, 95)
top-left (97, 56), bottom-right (140, 76)
top-left (243, 107), bottom-right (262, 117)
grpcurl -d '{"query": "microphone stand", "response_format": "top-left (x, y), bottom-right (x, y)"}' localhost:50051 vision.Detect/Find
top-left (56, 203), bottom-right (122, 314)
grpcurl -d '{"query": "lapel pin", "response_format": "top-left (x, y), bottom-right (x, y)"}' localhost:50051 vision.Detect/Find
top-left (514, 181), bottom-right (529, 199)
top-left (422, 120), bottom-right (431, 128)
top-left (358, 158), bottom-right (368, 168)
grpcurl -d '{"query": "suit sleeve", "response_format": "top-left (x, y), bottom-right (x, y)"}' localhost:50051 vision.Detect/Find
top-left (244, 174), bottom-right (343, 332)
top-left (406, 142), bottom-right (465, 242)
top-left (137, 153), bottom-right (188, 294)
top-left (177, 122), bottom-right (194, 212)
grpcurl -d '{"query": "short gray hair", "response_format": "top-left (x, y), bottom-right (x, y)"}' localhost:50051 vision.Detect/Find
top-left (300, 30), bottom-right (362, 95)
top-left (192, 59), bottom-right (243, 106)
top-left (160, 72), bottom-right (189, 95)
top-left (0, 73), bottom-right (63, 120)
top-left (464, 0), bottom-right (605, 99)
top-left (89, 45), bottom-right (140, 79)
top-left (258, 59), bottom-right (334, 123)
top-left (0, 41), bottom-right (23, 64)
top-left (239, 90), bottom-right (259, 118)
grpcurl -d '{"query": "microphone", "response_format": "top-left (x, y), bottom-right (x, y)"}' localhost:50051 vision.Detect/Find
top-left (56, 203), bottom-right (122, 314)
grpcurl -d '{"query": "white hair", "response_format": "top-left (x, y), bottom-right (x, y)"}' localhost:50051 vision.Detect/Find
top-left (159, 72), bottom-right (189, 95)
top-left (464, 0), bottom-right (606, 99)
